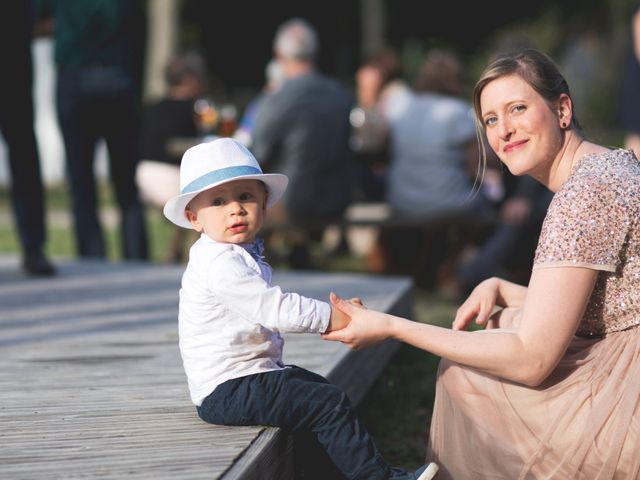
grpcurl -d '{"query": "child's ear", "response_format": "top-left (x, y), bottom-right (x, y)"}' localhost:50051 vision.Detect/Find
top-left (185, 209), bottom-right (203, 232)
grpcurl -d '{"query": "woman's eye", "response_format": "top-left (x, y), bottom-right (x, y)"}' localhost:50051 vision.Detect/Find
top-left (512, 104), bottom-right (526, 113)
top-left (484, 116), bottom-right (497, 126)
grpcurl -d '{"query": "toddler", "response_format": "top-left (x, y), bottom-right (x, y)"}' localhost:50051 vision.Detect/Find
top-left (163, 138), bottom-right (437, 480)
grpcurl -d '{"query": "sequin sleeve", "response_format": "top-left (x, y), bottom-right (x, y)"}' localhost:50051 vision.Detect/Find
top-left (533, 173), bottom-right (629, 272)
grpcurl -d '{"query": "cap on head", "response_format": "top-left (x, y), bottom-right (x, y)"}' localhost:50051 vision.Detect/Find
top-left (163, 138), bottom-right (288, 229)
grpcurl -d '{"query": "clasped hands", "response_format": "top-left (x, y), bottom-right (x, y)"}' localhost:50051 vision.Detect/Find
top-left (323, 292), bottom-right (393, 350)
top-left (324, 280), bottom-right (523, 351)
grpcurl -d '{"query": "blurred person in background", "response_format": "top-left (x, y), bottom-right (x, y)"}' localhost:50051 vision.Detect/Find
top-left (350, 48), bottom-right (406, 202)
top-left (369, 49), bottom-right (493, 288)
top-left (251, 17), bottom-right (354, 268)
top-left (385, 49), bottom-right (488, 219)
top-left (136, 52), bottom-right (206, 263)
top-left (452, 163), bottom-right (553, 298)
top-left (35, 0), bottom-right (148, 261)
top-left (234, 59), bottom-right (285, 149)
top-left (0, 0), bottom-right (55, 275)
top-left (617, 5), bottom-right (640, 156)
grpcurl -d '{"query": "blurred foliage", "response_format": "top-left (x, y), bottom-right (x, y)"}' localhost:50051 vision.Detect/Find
top-left (391, 1), bottom-right (637, 147)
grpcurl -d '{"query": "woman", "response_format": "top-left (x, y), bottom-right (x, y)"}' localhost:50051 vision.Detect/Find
top-left (351, 48), bottom-right (404, 201)
top-left (137, 52), bottom-right (205, 263)
top-left (324, 49), bottom-right (640, 479)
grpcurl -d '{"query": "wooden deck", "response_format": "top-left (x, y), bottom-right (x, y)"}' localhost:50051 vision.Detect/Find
top-left (0, 257), bottom-right (412, 479)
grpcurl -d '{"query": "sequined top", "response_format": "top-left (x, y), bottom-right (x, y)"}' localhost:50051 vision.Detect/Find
top-left (533, 149), bottom-right (640, 337)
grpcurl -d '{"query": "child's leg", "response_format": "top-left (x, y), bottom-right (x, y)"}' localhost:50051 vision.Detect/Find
top-left (197, 366), bottom-right (416, 480)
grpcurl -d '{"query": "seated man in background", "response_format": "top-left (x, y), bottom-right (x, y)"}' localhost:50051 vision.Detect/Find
top-left (136, 52), bottom-right (205, 262)
top-left (251, 18), bottom-right (355, 268)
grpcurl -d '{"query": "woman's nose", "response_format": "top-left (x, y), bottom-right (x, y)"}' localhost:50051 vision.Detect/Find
top-left (497, 118), bottom-right (514, 140)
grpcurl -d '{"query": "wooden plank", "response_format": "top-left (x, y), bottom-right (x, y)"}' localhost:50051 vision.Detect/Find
top-left (0, 257), bottom-right (412, 479)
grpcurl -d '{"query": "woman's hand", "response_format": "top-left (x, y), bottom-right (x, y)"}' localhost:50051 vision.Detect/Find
top-left (452, 278), bottom-right (502, 330)
top-left (453, 277), bottom-right (528, 331)
top-left (327, 293), bottom-right (363, 332)
top-left (486, 307), bottom-right (522, 330)
top-left (322, 292), bottom-right (393, 349)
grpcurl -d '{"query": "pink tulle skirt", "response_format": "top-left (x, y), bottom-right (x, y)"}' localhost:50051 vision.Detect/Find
top-left (426, 326), bottom-right (640, 479)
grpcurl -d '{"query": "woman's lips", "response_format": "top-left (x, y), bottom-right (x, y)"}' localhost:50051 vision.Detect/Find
top-left (504, 139), bottom-right (528, 153)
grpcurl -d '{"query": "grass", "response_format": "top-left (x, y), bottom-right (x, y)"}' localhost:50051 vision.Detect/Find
top-left (0, 184), bottom-right (458, 468)
top-left (0, 184), bottom-right (74, 256)
top-left (0, 184), bottom-right (186, 262)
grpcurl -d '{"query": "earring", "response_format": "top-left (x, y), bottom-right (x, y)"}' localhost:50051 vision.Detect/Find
top-left (561, 122), bottom-right (567, 128)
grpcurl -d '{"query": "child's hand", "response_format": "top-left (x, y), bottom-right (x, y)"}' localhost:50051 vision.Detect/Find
top-left (326, 292), bottom-right (364, 332)
top-left (322, 293), bottom-right (391, 349)
top-left (347, 295), bottom-right (364, 307)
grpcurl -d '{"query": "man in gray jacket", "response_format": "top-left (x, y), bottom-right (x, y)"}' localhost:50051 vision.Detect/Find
top-left (252, 18), bottom-right (354, 228)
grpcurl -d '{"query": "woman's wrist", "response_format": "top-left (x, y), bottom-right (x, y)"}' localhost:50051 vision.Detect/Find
top-left (386, 314), bottom-right (404, 341)
top-left (494, 277), bottom-right (526, 308)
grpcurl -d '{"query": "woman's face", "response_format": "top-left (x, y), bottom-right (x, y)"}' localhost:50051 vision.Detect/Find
top-left (480, 74), bottom-right (564, 178)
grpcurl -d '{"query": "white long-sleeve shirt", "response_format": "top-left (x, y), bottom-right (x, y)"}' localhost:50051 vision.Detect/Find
top-left (178, 234), bottom-right (331, 406)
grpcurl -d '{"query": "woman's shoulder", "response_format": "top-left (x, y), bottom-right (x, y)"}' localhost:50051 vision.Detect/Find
top-left (576, 147), bottom-right (638, 168)
top-left (535, 148), bottom-right (638, 270)
top-left (547, 148), bottom-right (640, 225)
top-left (566, 148), bottom-right (640, 190)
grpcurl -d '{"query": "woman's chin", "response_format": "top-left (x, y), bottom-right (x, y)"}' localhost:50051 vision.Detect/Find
top-left (503, 161), bottom-right (530, 177)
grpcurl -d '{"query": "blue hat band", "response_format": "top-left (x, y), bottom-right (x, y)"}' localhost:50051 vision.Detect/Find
top-left (182, 165), bottom-right (263, 194)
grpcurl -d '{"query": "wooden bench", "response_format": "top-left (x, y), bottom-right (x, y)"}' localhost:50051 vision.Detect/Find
top-left (0, 257), bottom-right (412, 479)
top-left (262, 202), bottom-right (497, 276)
top-left (263, 201), bottom-right (497, 231)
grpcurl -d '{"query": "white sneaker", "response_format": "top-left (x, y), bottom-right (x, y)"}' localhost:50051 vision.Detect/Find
top-left (417, 462), bottom-right (439, 480)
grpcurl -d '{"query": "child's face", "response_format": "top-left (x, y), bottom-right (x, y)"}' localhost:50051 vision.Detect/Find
top-left (185, 179), bottom-right (267, 244)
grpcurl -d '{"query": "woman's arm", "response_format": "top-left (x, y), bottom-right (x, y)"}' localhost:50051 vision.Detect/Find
top-left (325, 267), bottom-right (597, 386)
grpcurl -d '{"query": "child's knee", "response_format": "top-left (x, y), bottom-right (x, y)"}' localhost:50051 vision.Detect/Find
top-left (318, 383), bottom-right (353, 415)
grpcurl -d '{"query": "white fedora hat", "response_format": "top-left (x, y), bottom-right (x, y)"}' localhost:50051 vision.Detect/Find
top-left (163, 138), bottom-right (288, 229)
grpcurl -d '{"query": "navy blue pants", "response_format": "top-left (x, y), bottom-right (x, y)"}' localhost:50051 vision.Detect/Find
top-left (0, 1), bottom-right (47, 258)
top-left (56, 66), bottom-right (148, 260)
top-left (197, 366), bottom-right (416, 480)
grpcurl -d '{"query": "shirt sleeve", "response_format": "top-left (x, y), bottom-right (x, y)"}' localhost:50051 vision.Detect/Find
top-left (206, 250), bottom-right (331, 333)
top-left (533, 174), bottom-right (629, 272)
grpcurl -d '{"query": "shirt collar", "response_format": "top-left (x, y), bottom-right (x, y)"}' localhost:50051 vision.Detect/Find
top-left (201, 233), bottom-right (265, 262)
